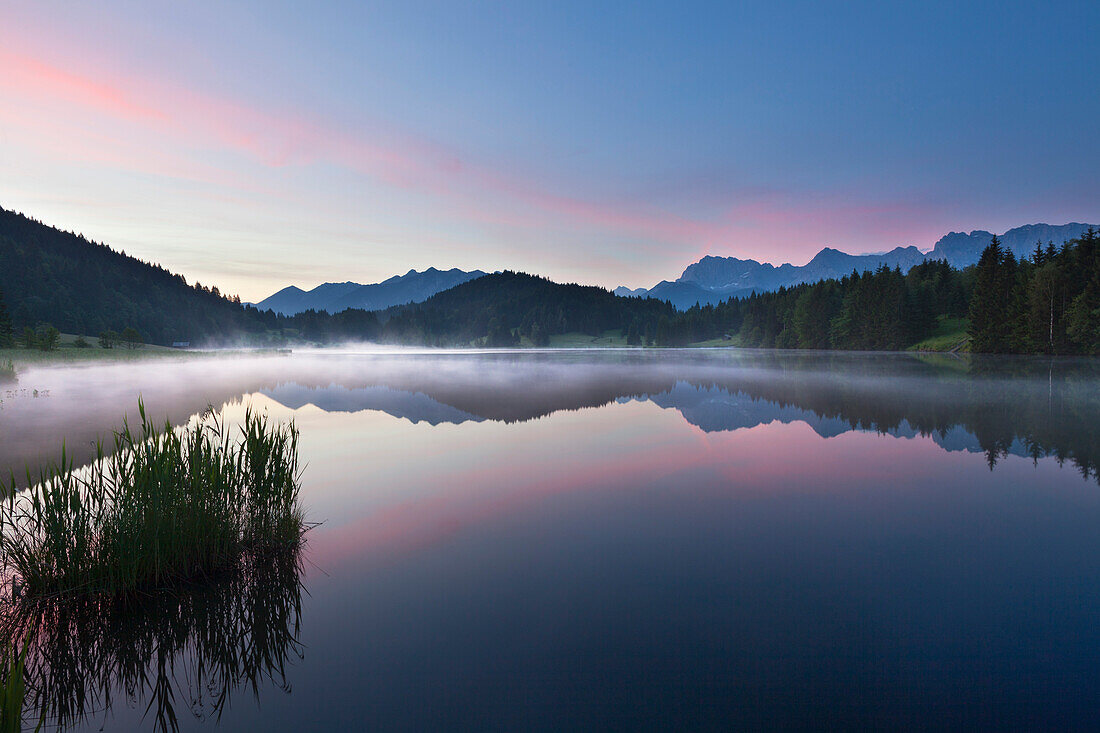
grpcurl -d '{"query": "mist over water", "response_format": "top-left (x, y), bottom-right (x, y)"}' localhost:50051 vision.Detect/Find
top-left (4, 350), bottom-right (1100, 729)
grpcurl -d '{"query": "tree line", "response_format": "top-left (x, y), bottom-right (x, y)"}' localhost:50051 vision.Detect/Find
top-left (642, 258), bottom-right (970, 350)
top-left (4, 204), bottom-right (1100, 354)
top-left (968, 229), bottom-right (1100, 354)
top-left (624, 229), bottom-right (1100, 354)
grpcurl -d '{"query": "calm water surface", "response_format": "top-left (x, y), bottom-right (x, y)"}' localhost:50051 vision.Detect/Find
top-left (3, 349), bottom-right (1100, 730)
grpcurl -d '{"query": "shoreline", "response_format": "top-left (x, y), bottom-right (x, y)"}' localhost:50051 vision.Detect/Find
top-left (0, 346), bottom-right (290, 372)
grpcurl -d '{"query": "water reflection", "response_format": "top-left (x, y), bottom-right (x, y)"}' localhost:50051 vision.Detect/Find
top-left (258, 352), bottom-right (1100, 482)
top-left (3, 351), bottom-right (1099, 486)
top-left (3, 350), bottom-right (1100, 728)
top-left (2, 546), bottom-right (305, 732)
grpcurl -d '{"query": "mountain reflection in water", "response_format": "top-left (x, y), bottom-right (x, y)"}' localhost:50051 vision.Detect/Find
top-left (255, 352), bottom-right (1100, 482)
top-left (2, 350), bottom-right (1099, 484)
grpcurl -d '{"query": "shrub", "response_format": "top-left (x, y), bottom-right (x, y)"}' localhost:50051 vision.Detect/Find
top-left (33, 324), bottom-right (59, 352)
top-left (98, 330), bottom-right (118, 349)
top-left (120, 327), bottom-right (144, 350)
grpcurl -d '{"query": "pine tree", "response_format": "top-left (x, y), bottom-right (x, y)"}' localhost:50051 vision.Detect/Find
top-left (969, 236), bottom-right (1013, 353)
top-left (0, 285), bottom-right (12, 347)
top-left (1031, 241), bottom-right (1046, 265)
top-left (1066, 232), bottom-right (1100, 354)
top-left (655, 316), bottom-right (670, 347)
top-left (1067, 278), bottom-right (1100, 355)
top-left (626, 320), bottom-right (640, 346)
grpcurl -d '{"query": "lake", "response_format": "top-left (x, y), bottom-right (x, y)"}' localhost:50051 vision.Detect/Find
top-left (3, 349), bottom-right (1100, 730)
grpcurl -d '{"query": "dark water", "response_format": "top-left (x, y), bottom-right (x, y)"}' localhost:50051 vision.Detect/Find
top-left (3, 349), bottom-right (1100, 730)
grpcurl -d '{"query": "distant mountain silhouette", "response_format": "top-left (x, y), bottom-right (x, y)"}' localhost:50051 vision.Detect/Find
top-left (926, 223), bottom-right (1094, 265)
top-left (619, 223), bottom-right (1095, 309)
top-left (254, 268), bottom-right (487, 315)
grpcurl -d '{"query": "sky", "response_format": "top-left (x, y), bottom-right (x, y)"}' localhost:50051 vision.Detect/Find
top-left (1, 0), bottom-right (1098, 301)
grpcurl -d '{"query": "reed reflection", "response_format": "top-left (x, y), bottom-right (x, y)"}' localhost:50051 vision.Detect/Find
top-left (1, 545), bottom-right (305, 732)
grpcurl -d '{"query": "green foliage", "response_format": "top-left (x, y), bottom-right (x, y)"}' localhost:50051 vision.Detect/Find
top-left (968, 229), bottom-right (1100, 354)
top-left (707, 230), bottom-right (1098, 355)
top-left (626, 320), bottom-right (641, 346)
top-left (1067, 279), bottom-right (1100, 354)
top-left (120, 326), bottom-right (144, 349)
top-left (14, 323), bottom-right (60, 352)
top-left (0, 636), bottom-right (43, 733)
top-left (98, 330), bottom-right (118, 349)
top-left (0, 208), bottom-right (263, 346)
top-left (0, 402), bottom-right (304, 599)
top-left (380, 271), bottom-right (676, 347)
top-left (0, 286), bottom-right (12, 348)
top-left (1, 640), bottom-right (27, 733)
top-left (3, 205), bottom-right (1098, 355)
top-left (655, 315), bottom-right (671, 346)
top-left (72, 335), bottom-right (90, 349)
top-left (969, 236), bottom-right (1019, 352)
top-left (791, 285), bottom-right (838, 349)
top-left (485, 317), bottom-right (519, 347)
top-left (529, 322), bottom-right (550, 346)
top-left (33, 324), bottom-right (59, 352)
top-left (909, 317), bottom-right (970, 352)
top-left (727, 262), bottom-right (962, 351)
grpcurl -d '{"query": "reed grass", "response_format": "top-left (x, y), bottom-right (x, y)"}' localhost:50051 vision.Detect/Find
top-left (0, 640), bottom-right (26, 733)
top-left (0, 360), bottom-right (14, 383)
top-left (0, 636), bottom-right (41, 733)
top-left (0, 401), bottom-right (303, 599)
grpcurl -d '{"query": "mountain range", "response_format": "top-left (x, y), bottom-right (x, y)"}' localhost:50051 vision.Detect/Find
top-left (615, 223), bottom-right (1096, 310)
top-left (254, 267), bottom-right (487, 315)
top-left (256, 223), bottom-right (1096, 315)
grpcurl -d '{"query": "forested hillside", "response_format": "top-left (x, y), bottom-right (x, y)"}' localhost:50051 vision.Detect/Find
top-left (0, 207), bottom-right (264, 345)
top-left (686, 259), bottom-right (973, 350)
top-left (379, 271), bottom-right (676, 346)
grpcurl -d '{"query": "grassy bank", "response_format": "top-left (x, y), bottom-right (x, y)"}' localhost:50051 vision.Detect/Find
top-left (0, 340), bottom-right (193, 370)
top-left (0, 402), bottom-right (304, 599)
top-left (909, 317), bottom-right (971, 353)
top-left (546, 330), bottom-right (630, 348)
top-left (0, 340), bottom-right (294, 375)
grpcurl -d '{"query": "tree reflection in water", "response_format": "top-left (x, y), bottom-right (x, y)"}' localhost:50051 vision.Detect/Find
top-left (1, 545), bottom-right (305, 732)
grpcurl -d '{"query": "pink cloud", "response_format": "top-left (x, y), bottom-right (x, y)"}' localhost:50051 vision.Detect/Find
top-left (0, 49), bottom-right (166, 123)
top-left (0, 43), bottom-right (948, 274)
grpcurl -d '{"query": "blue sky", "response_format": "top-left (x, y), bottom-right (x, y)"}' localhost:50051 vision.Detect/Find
top-left (1, 0), bottom-right (1097, 299)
